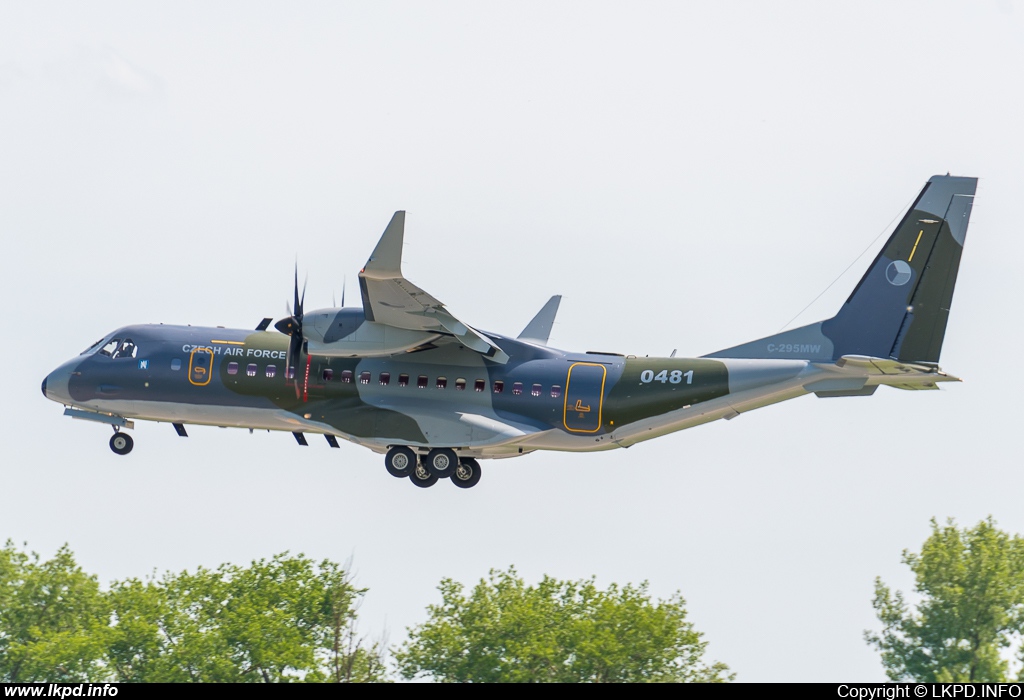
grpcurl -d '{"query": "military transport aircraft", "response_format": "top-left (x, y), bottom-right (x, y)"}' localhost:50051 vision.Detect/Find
top-left (42, 175), bottom-right (976, 489)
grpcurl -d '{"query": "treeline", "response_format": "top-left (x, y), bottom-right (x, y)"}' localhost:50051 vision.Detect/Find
top-left (3, 517), bottom-right (1022, 682)
top-left (0, 546), bottom-right (729, 683)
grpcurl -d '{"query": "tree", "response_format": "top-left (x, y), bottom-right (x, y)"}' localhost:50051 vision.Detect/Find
top-left (866, 517), bottom-right (1024, 682)
top-left (0, 541), bottom-right (110, 682)
top-left (394, 567), bottom-right (732, 683)
top-left (106, 553), bottom-right (388, 682)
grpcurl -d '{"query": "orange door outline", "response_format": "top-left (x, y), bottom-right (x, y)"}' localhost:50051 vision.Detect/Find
top-left (563, 362), bottom-right (607, 433)
top-left (188, 347), bottom-right (214, 387)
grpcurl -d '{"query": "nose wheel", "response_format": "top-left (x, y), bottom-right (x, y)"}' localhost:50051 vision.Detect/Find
top-left (109, 431), bottom-right (134, 456)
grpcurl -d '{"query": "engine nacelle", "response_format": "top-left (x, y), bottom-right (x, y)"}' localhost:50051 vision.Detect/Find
top-left (303, 307), bottom-right (441, 357)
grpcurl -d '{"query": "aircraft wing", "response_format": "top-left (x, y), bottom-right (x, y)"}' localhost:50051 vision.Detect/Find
top-left (359, 212), bottom-right (510, 363)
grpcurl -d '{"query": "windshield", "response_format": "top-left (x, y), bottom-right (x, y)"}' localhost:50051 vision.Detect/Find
top-left (99, 338), bottom-right (139, 359)
top-left (80, 337), bottom-right (109, 355)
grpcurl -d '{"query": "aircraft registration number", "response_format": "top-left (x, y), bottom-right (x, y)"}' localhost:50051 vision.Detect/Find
top-left (640, 369), bottom-right (693, 385)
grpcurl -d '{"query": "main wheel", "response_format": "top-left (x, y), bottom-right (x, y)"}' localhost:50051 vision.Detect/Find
top-left (451, 458), bottom-right (482, 489)
top-left (409, 461), bottom-right (439, 489)
top-left (425, 448), bottom-right (458, 478)
top-left (384, 446), bottom-right (417, 478)
top-left (109, 432), bottom-right (134, 456)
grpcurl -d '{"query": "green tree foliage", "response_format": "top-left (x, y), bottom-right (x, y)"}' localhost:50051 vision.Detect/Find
top-left (394, 567), bottom-right (732, 683)
top-left (866, 518), bottom-right (1024, 682)
top-left (0, 543), bottom-right (386, 682)
top-left (0, 541), bottom-right (110, 682)
top-left (106, 553), bottom-right (388, 682)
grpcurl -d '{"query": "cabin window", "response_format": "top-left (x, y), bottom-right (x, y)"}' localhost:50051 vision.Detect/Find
top-left (322, 368), bottom-right (334, 382)
top-left (227, 362), bottom-right (239, 375)
top-left (266, 365), bottom-right (276, 378)
top-left (380, 372), bottom-right (391, 386)
top-left (359, 371), bottom-right (371, 385)
top-left (455, 378), bottom-right (467, 391)
top-left (247, 363), bottom-right (257, 377)
top-left (398, 373), bottom-right (409, 387)
top-left (474, 379), bottom-right (486, 392)
top-left (417, 375), bottom-right (428, 389)
top-left (286, 366), bottom-right (296, 380)
top-left (512, 382), bottom-right (523, 396)
top-left (531, 383), bottom-right (542, 397)
top-left (551, 384), bottom-right (562, 398)
top-left (341, 370), bottom-right (353, 383)
top-left (436, 376), bottom-right (448, 389)
top-left (493, 380), bottom-right (504, 394)
top-left (171, 359), bottom-right (182, 371)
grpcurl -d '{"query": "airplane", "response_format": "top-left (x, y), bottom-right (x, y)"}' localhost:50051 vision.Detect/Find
top-left (41, 175), bottom-right (977, 489)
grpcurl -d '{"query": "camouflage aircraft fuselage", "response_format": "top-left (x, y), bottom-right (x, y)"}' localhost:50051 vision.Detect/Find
top-left (42, 175), bottom-right (977, 470)
top-left (45, 318), bottom-right (748, 458)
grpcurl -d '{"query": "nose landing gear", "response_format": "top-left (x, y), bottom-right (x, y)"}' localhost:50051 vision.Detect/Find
top-left (109, 430), bottom-right (134, 455)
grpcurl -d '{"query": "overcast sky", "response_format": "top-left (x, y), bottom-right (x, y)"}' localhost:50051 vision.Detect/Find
top-left (3, 1), bottom-right (1022, 682)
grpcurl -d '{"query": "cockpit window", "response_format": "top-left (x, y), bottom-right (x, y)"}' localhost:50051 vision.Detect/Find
top-left (80, 338), bottom-right (107, 355)
top-left (111, 338), bottom-right (138, 359)
top-left (99, 339), bottom-right (121, 357)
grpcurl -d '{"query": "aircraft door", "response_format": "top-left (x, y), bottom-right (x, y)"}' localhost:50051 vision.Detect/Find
top-left (563, 362), bottom-right (607, 433)
top-left (188, 347), bottom-right (214, 386)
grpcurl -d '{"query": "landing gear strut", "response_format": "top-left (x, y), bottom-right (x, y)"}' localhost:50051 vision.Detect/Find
top-left (409, 461), bottom-right (439, 488)
top-left (109, 430), bottom-right (134, 456)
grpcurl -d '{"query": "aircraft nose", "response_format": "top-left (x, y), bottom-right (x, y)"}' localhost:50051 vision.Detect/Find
top-left (42, 362), bottom-right (75, 404)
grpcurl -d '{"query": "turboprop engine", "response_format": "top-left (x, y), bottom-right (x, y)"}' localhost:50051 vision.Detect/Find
top-left (304, 307), bottom-right (442, 357)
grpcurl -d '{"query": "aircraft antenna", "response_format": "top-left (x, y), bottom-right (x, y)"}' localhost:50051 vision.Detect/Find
top-left (775, 192), bottom-right (916, 332)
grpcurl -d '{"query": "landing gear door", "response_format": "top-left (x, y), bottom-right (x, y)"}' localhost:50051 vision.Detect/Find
top-left (189, 347), bottom-right (214, 386)
top-left (563, 362), bottom-right (607, 433)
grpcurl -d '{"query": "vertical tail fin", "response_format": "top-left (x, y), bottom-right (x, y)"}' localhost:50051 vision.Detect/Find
top-left (705, 175), bottom-right (977, 364)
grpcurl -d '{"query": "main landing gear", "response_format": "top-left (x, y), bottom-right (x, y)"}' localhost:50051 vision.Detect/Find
top-left (109, 430), bottom-right (134, 456)
top-left (384, 447), bottom-right (482, 489)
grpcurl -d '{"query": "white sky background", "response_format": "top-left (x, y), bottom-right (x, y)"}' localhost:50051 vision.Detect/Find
top-left (2, 1), bottom-right (1022, 682)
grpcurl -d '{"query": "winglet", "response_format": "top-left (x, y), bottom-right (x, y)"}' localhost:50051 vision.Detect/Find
top-left (517, 295), bottom-right (562, 345)
top-left (362, 211), bottom-right (405, 279)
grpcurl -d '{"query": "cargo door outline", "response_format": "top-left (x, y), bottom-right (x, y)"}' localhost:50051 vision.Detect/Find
top-left (188, 347), bottom-right (214, 386)
top-left (563, 362), bottom-right (607, 433)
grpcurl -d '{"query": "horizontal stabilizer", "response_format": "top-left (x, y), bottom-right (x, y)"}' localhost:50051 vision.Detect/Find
top-left (810, 354), bottom-right (960, 394)
top-left (518, 295), bottom-right (562, 345)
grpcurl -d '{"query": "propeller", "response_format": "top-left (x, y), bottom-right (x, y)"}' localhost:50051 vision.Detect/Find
top-left (274, 268), bottom-right (307, 380)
